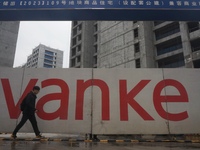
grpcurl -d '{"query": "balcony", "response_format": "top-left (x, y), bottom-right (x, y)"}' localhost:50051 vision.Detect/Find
top-left (191, 38), bottom-right (200, 52)
top-left (188, 22), bottom-right (200, 33)
top-left (157, 44), bottom-right (182, 56)
top-left (189, 30), bottom-right (200, 40)
top-left (157, 53), bottom-right (185, 68)
top-left (156, 37), bottom-right (182, 56)
top-left (155, 22), bottom-right (180, 41)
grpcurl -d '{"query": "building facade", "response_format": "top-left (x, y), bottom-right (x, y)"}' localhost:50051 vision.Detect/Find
top-left (26, 44), bottom-right (63, 68)
top-left (0, 21), bottom-right (20, 67)
top-left (70, 21), bottom-right (95, 68)
top-left (69, 21), bottom-right (200, 68)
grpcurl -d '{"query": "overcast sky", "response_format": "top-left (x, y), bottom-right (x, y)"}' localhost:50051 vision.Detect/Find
top-left (13, 21), bottom-right (72, 68)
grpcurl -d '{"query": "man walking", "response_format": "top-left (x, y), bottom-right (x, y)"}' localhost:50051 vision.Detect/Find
top-left (11, 86), bottom-right (44, 139)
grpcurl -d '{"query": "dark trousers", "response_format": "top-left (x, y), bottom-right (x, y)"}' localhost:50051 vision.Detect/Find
top-left (13, 113), bottom-right (40, 136)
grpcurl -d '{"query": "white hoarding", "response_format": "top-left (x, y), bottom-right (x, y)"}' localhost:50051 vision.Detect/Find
top-left (163, 69), bottom-right (200, 134)
top-left (0, 68), bottom-right (24, 133)
top-left (92, 69), bottom-right (169, 134)
top-left (0, 68), bottom-right (92, 134)
top-left (0, 68), bottom-right (200, 134)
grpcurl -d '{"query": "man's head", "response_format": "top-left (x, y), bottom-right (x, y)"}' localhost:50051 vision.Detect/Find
top-left (32, 86), bottom-right (40, 95)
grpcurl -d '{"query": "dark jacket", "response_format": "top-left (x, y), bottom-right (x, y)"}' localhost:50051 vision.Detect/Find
top-left (23, 91), bottom-right (37, 115)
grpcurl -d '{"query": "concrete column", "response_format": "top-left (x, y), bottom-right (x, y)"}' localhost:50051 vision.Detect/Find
top-left (179, 22), bottom-right (193, 68)
top-left (140, 21), bottom-right (155, 68)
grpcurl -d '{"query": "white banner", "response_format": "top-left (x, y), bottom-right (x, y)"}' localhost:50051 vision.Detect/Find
top-left (0, 67), bottom-right (200, 134)
top-left (0, 68), bottom-right (92, 134)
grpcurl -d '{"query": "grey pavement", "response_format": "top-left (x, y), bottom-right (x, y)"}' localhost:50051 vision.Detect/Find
top-left (0, 133), bottom-right (189, 141)
top-left (1, 133), bottom-right (200, 150)
top-left (0, 133), bottom-right (81, 139)
top-left (1, 141), bottom-right (200, 150)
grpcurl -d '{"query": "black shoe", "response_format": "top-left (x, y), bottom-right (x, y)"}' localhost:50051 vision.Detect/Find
top-left (93, 137), bottom-right (100, 141)
top-left (11, 134), bottom-right (17, 139)
top-left (36, 134), bottom-right (45, 139)
top-left (93, 135), bottom-right (99, 141)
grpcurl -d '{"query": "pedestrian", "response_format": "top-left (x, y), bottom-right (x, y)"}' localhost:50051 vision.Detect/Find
top-left (11, 86), bottom-right (44, 139)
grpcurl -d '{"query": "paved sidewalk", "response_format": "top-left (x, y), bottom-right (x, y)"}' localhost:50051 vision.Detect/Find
top-left (1, 133), bottom-right (200, 143)
top-left (1, 140), bottom-right (200, 150)
top-left (0, 133), bottom-right (83, 141)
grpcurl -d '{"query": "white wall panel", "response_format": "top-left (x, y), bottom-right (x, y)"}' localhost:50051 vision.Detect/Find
top-left (163, 69), bottom-right (200, 134)
top-left (1, 68), bottom-right (200, 134)
top-left (0, 67), bottom-right (24, 133)
top-left (0, 68), bottom-right (92, 134)
top-left (92, 69), bottom-right (168, 134)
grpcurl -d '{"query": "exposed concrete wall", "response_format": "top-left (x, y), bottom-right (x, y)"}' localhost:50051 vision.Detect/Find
top-left (97, 21), bottom-right (156, 68)
top-left (0, 21), bottom-right (20, 67)
top-left (98, 21), bottom-right (142, 68)
top-left (70, 21), bottom-right (200, 69)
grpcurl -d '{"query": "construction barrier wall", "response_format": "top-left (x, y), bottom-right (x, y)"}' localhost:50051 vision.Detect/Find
top-left (0, 67), bottom-right (199, 134)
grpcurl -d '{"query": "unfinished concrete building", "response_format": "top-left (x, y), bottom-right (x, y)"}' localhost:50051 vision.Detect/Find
top-left (69, 21), bottom-right (200, 68)
top-left (0, 21), bottom-right (20, 67)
